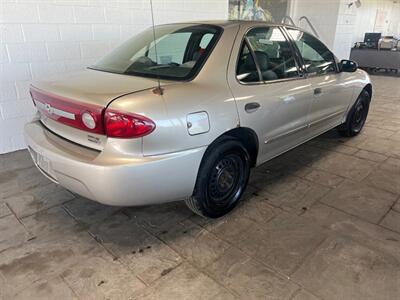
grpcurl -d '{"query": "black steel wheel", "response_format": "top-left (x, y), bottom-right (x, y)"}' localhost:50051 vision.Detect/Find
top-left (338, 89), bottom-right (371, 137)
top-left (207, 153), bottom-right (244, 209)
top-left (185, 138), bottom-right (250, 218)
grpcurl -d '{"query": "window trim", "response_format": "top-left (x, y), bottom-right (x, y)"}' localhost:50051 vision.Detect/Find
top-left (235, 25), bottom-right (305, 86)
top-left (282, 26), bottom-right (339, 78)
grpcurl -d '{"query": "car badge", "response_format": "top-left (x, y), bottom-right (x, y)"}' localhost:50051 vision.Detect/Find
top-left (45, 103), bottom-right (54, 115)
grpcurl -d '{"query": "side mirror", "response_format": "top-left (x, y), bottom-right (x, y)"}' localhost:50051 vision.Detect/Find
top-left (340, 59), bottom-right (358, 73)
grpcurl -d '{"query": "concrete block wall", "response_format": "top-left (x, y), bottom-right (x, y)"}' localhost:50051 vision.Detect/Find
top-left (288, 0), bottom-right (400, 60)
top-left (288, 0), bottom-right (341, 50)
top-left (332, 0), bottom-right (358, 60)
top-left (333, 0), bottom-right (400, 59)
top-left (0, 0), bottom-right (228, 154)
top-left (352, 0), bottom-right (400, 45)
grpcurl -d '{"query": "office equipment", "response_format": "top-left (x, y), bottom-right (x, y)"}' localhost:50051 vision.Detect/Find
top-left (364, 33), bottom-right (382, 48)
top-left (379, 36), bottom-right (399, 50)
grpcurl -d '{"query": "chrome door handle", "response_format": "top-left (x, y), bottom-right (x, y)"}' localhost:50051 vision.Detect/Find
top-left (314, 88), bottom-right (322, 95)
top-left (245, 102), bottom-right (260, 113)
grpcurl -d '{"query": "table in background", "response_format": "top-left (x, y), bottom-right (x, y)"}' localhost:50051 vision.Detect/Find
top-left (350, 48), bottom-right (400, 73)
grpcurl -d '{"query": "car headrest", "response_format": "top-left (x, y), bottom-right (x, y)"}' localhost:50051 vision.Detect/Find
top-left (192, 48), bottom-right (205, 61)
top-left (253, 51), bottom-right (271, 71)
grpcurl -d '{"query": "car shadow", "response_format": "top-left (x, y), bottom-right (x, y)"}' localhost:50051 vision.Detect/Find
top-left (58, 128), bottom-right (353, 250)
top-left (13, 127), bottom-right (359, 287)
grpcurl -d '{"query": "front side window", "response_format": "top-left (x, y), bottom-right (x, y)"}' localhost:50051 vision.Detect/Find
top-left (91, 24), bottom-right (221, 80)
top-left (287, 29), bottom-right (337, 75)
top-left (237, 26), bottom-right (299, 83)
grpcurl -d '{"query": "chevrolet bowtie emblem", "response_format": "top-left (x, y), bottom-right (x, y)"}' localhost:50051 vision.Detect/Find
top-left (44, 103), bottom-right (53, 115)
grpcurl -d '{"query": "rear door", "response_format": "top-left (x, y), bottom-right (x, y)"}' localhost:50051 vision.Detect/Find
top-left (228, 25), bottom-right (314, 164)
top-left (285, 28), bottom-right (354, 135)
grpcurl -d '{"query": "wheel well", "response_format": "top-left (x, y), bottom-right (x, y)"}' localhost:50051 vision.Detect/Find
top-left (364, 84), bottom-right (373, 99)
top-left (216, 127), bottom-right (259, 167)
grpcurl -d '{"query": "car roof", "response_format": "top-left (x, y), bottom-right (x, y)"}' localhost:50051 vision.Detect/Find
top-left (163, 20), bottom-right (303, 30)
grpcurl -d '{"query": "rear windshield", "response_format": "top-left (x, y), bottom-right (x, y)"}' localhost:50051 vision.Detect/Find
top-left (90, 24), bottom-right (222, 81)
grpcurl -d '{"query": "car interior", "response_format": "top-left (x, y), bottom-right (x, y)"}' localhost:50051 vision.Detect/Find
top-left (237, 27), bottom-right (300, 82)
top-left (287, 29), bottom-right (337, 75)
top-left (127, 28), bottom-right (217, 78)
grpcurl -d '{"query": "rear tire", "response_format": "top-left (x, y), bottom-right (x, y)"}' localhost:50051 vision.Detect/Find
top-left (185, 138), bottom-right (250, 218)
top-left (338, 89), bottom-right (370, 137)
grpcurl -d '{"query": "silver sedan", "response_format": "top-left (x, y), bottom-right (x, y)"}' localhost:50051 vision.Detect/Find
top-left (25, 21), bottom-right (372, 218)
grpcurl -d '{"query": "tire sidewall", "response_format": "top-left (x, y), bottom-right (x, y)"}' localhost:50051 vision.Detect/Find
top-left (194, 139), bottom-right (250, 218)
top-left (340, 89), bottom-right (371, 137)
top-left (349, 90), bottom-right (370, 135)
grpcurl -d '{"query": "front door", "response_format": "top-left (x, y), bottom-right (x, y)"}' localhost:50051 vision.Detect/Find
top-left (228, 26), bottom-right (314, 164)
top-left (285, 28), bottom-right (354, 135)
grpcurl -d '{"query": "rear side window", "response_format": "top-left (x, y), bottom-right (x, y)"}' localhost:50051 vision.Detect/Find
top-left (287, 29), bottom-right (337, 75)
top-left (237, 27), bottom-right (299, 83)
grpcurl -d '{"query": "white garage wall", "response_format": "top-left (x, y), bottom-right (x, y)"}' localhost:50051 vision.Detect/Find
top-left (352, 0), bottom-right (400, 44)
top-left (288, 0), bottom-right (400, 60)
top-left (333, 0), bottom-right (400, 59)
top-left (288, 0), bottom-right (354, 59)
top-left (288, 0), bottom-right (341, 50)
top-left (0, 0), bottom-right (228, 154)
top-left (332, 0), bottom-right (358, 60)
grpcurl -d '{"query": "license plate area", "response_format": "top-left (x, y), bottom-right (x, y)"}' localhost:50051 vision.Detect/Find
top-left (28, 147), bottom-right (58, 183)
top-left (37, 153), bottom-right (50, 174)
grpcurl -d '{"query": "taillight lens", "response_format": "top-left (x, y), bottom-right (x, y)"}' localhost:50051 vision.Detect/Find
top-left (30, 86), bottom-right (155, 139)
top-left (104, 109), bottom-right (156, 138)
top-left (30, 86), bottom-right (104, 134)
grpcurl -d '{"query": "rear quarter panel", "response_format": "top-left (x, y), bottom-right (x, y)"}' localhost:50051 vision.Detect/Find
top-left (109, 24), bottom-right (241, 157)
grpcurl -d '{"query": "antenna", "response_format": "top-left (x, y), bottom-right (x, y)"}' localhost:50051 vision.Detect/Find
top-left (149, 0), bottom-right (163, 95)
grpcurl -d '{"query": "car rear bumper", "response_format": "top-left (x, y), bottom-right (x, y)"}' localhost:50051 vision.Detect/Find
top-left (24, 120), bottom-right (206, 206)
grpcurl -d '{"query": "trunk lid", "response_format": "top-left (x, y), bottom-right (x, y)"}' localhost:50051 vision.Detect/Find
top-left (33, 68), bottom-right (161, 106)
top-left (30, 69), bottom-right (164, 151)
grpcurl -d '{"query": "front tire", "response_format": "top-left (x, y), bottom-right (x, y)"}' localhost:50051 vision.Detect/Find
top-left (185, 138), bottom-right (250, 218)
top-left (338, 89), bottom-right (371, 137)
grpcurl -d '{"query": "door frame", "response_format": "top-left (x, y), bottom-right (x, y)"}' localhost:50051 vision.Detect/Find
top-left (228, 24), bottom-right (316, 163)
top-left (234, 25), bottom-right (306, 86)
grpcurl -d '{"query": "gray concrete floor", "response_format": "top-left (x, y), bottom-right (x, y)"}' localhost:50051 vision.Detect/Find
top-left (1, 75), bottom-right (400, 300)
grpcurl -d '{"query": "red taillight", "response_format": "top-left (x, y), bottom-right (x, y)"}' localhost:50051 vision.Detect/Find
top-left (30, 86), bottom-right (105, 134)
top-left (30, 86), bottom-right (156, 139)
top-left (104, 109), bottom-right (156, 138)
